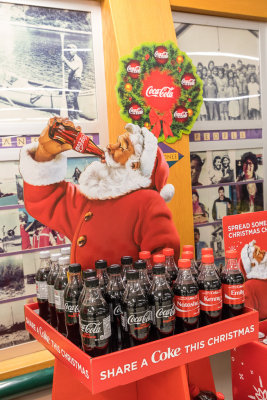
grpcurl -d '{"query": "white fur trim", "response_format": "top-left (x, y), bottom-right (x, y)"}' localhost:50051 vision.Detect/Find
top-left (160, 184), bottom-right (175, 202)
top-left (140, 127), bottom-right (158, 177)
top-left (247, 264), bottom-right (267, 280)
top-left (19, 142), bottom-right (67, 186)
top-left (241, 244), bottom-right (251, 275)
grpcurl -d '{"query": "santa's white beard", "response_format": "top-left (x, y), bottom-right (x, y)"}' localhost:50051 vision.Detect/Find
top-left (78, 152), bottom-right (152, 200)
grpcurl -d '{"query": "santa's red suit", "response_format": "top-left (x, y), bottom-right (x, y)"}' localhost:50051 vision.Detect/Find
top-left (20, 124), bottom-right (180, 268)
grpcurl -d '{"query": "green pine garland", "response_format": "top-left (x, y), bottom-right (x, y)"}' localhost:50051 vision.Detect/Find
top-left (116, 41), bottom-right (203, 143)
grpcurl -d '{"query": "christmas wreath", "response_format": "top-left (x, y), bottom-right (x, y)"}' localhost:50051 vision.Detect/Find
top-left (116, 41), bottom-right (203, 143)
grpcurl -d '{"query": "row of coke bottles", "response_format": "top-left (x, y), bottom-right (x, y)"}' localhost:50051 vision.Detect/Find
top-left (35, 245), bottom-right (244, 357)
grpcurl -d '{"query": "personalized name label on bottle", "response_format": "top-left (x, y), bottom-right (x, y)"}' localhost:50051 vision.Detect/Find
top-left (222, 284), bottom-right (245, 305)
top-left (174, 294), bottom-right (200, 317)
top-left (199, 289), bottom-right (222, 311)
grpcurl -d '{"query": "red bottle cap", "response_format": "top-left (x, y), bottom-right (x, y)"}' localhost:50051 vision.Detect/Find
top-left (225, 249), bottom-right (237, 259)
top-left (183, 244), bottom-right (194, 253)
top-left (216, 392), bottom-right (225, 400)
top-left (139, 251), bottom-right (151, 259)
top-left (189, 384), bottom-right (200, 397)
top-left (163, 248), bottom-right (174, 256)
top-left (201, 247), bottom-right (213, 255)
top-left (178, 259), bottom-right (191, 269)
top-left (202, 254), bottom-right (214, 264)
top-left (181, 251), bottom-right (193, 260)
top-left (153, 254), bottom-right (165, 263)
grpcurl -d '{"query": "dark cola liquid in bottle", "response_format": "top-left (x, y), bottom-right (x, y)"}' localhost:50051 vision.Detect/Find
top-left (121, 270), bottom-right (151, 348)
top-left (78, 269), bottom-right (96, 310)
top-left (222, 250), bottom-right (245, 319)
top-left (173, 259), bottom-right (200, 333)
top-left (54, 256), bottom-right (69, 335)
top-left (149, 264), bottom-right (175, 341)
top-left (139, 251), bottom-right (153, 280)
top-left (134, 260), bottom-right (151, 296)
top-left (47, 252), bottom-right (61, 328)
top-left (106, 264), bottom-right (124, 352)
top-left (153, 254), bottom-right (172, 287)
top-left (121, 256), bottom-right (133, 284)
top-left (190, 384), bottom-right (217, 400)
top-left (79, 277), bottom-right (111, 357)
top-left (95, 260), bottom-right (109, 297)
top-left (163, 248), bottom-right (178, 285)
top-left (181, 250), bottom-right (198, 282)
top-left (36, 250), bottom-right (51, 322)
top-left (198, 254), bottom-right (222, 326)
top-left (64, 264), bottom-right (83, 347)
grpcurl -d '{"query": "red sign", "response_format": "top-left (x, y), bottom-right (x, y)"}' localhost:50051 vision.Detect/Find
top-left (25, 303), bottom-right (258, 394)
top-left (142, 70), bottom-right (180, 112)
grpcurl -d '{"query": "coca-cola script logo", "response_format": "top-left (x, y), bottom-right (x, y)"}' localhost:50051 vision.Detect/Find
top-left (154, 46), bottom-right (168, 65)
top-left (81, 321), bottom-right (102, 334)
top-left (128, 103), bottom-right (143, 121)
top-left (128, 310), bottom-right (151, 325)
top-left (181, 73), bottom-right (196, 90)
top-left (73, 133), bottom-right (88, 153)
top-left (156, 305), bottom-right (175, 319)
top-left (142, 70), bottom-right (180, 112)
top-left (173, 106), bottom-right (188, 123)
top-left (65, 303), bottom-right (79, 313)
top-left (126, 60), bottom-right (141, 79)
top-left (113, 305), bottom-right (122, 316)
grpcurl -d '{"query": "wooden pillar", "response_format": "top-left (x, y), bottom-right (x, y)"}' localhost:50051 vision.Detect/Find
top-left (101, 0), bottom-right (194, 250)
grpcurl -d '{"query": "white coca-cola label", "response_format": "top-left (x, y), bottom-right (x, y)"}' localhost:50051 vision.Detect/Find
top-left (81, 321), bottom-right (102, 334)
top-left (36, 281), bottom-right (48, 300)
top-left (154, 50), bottom-right (168, 59)
top-left (80, 315), bottom-right (111, 340)
top-left (54, 289), bottom-right (65, 310)
top-left (65, 303), bottom-right (79, 313)
top-left (174, 111), bottom-right (188, 119)
top-left (145, 86), bottom-right (174, 98)
top-left (114, 304), bottom-right (122, 316)
top-left (181, 78), bottom-right (195, 86)
top-left (127, 65), bottom-right (141, 74)
top-left (129, 107), bottom-right (143, 115)
top-left (73, 133), bottom-right (89, 153)
top-left (47, 284), bottom-right (55, 304)
top-left (127, 310), bottom-right (152, 326)
top-left (155, 304), bottom-right (175, 319)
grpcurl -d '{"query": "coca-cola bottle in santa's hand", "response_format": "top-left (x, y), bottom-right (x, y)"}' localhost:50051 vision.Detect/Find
top-left (163, 248), bottom-right (178, 285)
top-left (222, 250), bottom-right (245, 319)
top-left (78, 269), bottom-right (97, 310)
top-left (134, 260), bottom-right (151, 296)
top-left (189, 384), bottom-right (217, 400)
top-left (139, 251), bottom-right (153, 280)
top-left (181, 251), bottom-right (198, 282)
top-left (121, 256), bottom-right (133, 284)
top-left (106, 264), bottom-right (124, 352)
top-left (149, 264), bottom-right (175, 341)
top-left (79, 277), bottom-right (111, 357)
top-left (36, 250), bottom-right (51, 322)
top-left (54, 256), bottom-right (69, 335)
top-left (197, 254), bottom-right (222, 326)
top-left (47, 252), bottom-right (61, 328)
top-left (121, 270), bottom-right (151, 348)
top-left (64, 263), bottom-right (83, 347)
top-left (48, 117), bottom-right (104, 158)
top-left (173, 259), bottom-right (200, 333)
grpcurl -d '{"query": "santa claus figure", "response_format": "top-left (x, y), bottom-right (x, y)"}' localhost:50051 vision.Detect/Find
top-left (19, 119), bottom-right (179, 267)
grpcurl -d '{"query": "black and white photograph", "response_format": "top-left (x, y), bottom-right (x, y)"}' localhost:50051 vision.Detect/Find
top-left (0, 3), bottom-right (97, 125)
top-left (0, 254), bottom-right (24, 301)
top-left (207, 150), bottom-right (235, 185)
top-left (66, 156), bottom-right (97, 184)
top-left (0, 209), bottom-right (21, 253)
top-left (190, 151), bottom-right (208, 187)
top-left (194, 223), bottom-right (224, 261)
top-left (235, 148), bottom-right (263, 182)
top-left (0, 299), bottom-right (33, 349)
top-left (0, 161), bottom-right (20, 206)
top-left (236, 182), bottom-right (264, 214)
top-left (174, 22), bottom-right (261, 121)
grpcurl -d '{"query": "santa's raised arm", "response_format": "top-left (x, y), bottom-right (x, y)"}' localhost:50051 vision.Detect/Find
top-left (19, 118), bottom-right (179, 267)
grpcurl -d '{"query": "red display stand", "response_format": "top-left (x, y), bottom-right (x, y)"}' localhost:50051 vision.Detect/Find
top-left (25, 303), bottom-right (258, 399)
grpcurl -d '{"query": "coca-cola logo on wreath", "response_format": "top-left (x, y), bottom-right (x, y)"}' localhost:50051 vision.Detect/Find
top-left (128, 103), bottom-right (144, 120)
top-left (116, 41), bottom-right (203, 143)
top-left (126, 60), bottom-right (141, 79)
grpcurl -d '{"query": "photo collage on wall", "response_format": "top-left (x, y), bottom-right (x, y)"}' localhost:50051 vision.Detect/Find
top-left (0, 155), bottom-right (96, 349)
top-left (191, 148), bottom-right (264, 266)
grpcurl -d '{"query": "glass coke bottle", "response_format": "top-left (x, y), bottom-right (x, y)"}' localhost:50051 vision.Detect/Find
top-left (134, 260), bottom-right (151, 296)
top-left (36, 250), bottom-right (51, 322)
top-left (153, 254), bottom-right (171, 286)
top-left (121, 256), bottom-right (133, 284)
top-left (181, 251), bottom-right (198, 282)
top-left (47, 252), bottom-right (61, 328)
top-left (54, 256), bottom-right (69, 335)
top-left (95, 260), bottom-right (109, 297)
top-left (163, 248), bottom-right (178, 285)
top-left (139, 250), bottom-right (153, 280)
top-left (78, 269), bottom-right (97, 310)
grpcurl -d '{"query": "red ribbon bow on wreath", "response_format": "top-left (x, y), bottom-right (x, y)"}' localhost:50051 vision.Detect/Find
top-left (149, 109), bottom-right (174, 139)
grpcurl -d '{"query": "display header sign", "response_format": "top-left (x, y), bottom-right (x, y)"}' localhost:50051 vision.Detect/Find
top-left (223, 211), bottom-right (267, 280)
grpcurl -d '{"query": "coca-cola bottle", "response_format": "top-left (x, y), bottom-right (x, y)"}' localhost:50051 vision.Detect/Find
top-left (54, 256), bottom-right (69, 335)
top-left (106, 264), bottom-right (124, 352)
top-left (48, 117), bottom-right (104, 158)
top-left (61, 247), bottom-right (71, 256)
top-left (95, 260), bottom-right (109, 296)
top-left (173, 259), bottom-right (200, 333)
top-left (79, 277), bottom-right (111, 357)
top-left (47, 252), bottom-right (61, 328)
top-left (134, 260), bottom-right (151, 296)
top-left (78, 269), bottom-right (97, 310)
top-left (121, 270), bottom-right (151, 348)
top-left (149, 264), bottom-right (175, 340)
top-left (121, 256), bottom-right (133, 284)
top-left (36, 250), bottom-right (51, 322)
top-left (189, 385), bottom-right (217, 399)
top-left (64, 263), bottom-right (83, 347)
top-left (163, 248), bottom-right (178, 285)
top-left (181, 251), bottom-right (198, 281)
top-left (153, 254), bottom-right (171, 286)
top-left (197, 254), bottom-right (222, 326)
top-left (222, 250), bottom-right (245, 319)
top-left (139, 251), bottom-right (153, 280)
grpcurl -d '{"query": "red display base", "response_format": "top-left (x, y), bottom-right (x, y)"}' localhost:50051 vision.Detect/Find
top-left (25, 303), bottom-right (258, 397)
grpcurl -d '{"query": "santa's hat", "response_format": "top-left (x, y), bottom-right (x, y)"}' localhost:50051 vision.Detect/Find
top-left (125, 123), bottom-right (175, 202)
